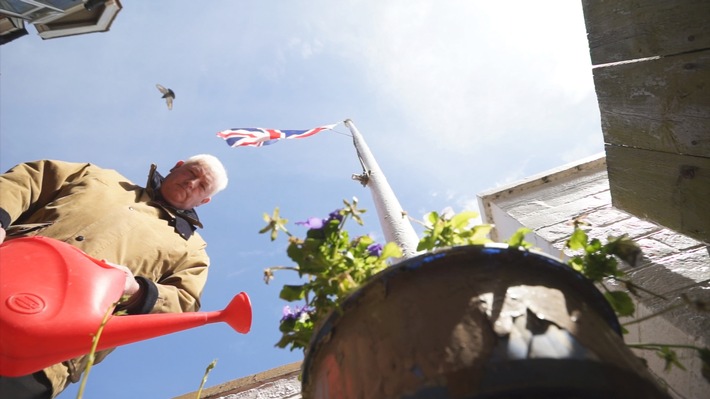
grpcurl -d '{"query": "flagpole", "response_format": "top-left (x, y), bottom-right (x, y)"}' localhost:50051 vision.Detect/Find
top-left (344, 119), bottom-right (420, 260)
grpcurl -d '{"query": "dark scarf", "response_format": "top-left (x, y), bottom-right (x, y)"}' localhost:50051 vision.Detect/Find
top-left (146, 166), bottom-right (202, 240)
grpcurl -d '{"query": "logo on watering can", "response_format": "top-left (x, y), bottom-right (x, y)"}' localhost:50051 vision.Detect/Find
top-left (6, 293), bottom-right (46, 314)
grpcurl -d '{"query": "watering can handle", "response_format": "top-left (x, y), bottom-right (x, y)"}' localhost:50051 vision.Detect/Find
top-left (95, 259), bottom-right (142, 297)
top-left (57, 244), bottom-right (140, 296)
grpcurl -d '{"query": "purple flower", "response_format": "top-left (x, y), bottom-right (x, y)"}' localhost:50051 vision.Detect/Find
top-left (280, 305), bottom-right (312, 322)
top-left (367, 243), bottom-right (383, 257)
top-left (295, 217), bottom-right (324, 229)
top-left (281, 305), bottom-right (295, 321)
top-left (328, 209), bottom-right (343, 222)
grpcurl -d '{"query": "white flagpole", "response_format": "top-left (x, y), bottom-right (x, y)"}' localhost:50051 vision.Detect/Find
top-left (344, 119), bottom-right (420, 260)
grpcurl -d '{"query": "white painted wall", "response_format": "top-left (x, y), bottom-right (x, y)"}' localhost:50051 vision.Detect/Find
top-left (478, 153), bottom-right (710, 399)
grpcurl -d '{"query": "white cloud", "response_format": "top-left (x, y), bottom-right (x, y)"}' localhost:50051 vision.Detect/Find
top-left (307, 1), bottom-right (596, 150)
top-left (288, 37), bottom-right (324, 59)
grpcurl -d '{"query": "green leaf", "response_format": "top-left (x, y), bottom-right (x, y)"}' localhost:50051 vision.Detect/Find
top-left (426, 211), bottom-right (439, 226)
top-left (356, 235), bottom-right (375, 248)
top-left (657, 346), bottom-right (686, 372)
top-left (698, 347), bottom-right (710, 383)
top-left (606, 235), bottom-right (643, 267)
top-left (306, 227), bottom-right (326, 239)
top-left (298, 255), bottom-right (328, 274)
top-left (286, 241), bottom-right (304, 264)
top-left (567, 227), bottom-right (588, 250)
top-left (274, 334), bottom-right (293, 349)
top-left (604, 291), bottom-right (635, 317)
top-left (585, 252), bottom-right (621, 280)
top-left (450, 211), bottom-right (478, 230)
top-left (301, 236), bottom-right (325, 253)
top-left (586, 238), bottom-right (603, 253)
top-left (506, 227), bottom-right (532, 248)
top-left (279, 284), bottom-right (307, 301)
top-left (380, 242), bottom-right (403, 260)
top-left (431, 220), bottom-right (444, 240)
top-left (469, 224), bottom-right (493, 244)
top-left (279, 317), bottom-right (296, 333)
top-left (416, 235), bottom-right (434, 251)
top-left (567, 256), bottom-right (584, 273)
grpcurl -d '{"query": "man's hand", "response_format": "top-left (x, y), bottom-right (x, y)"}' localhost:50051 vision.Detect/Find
top-left (102, 260), bottom-right (141, 297)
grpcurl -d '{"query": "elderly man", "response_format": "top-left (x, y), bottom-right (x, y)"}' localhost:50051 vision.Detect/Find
top-left (0, 154), bottom-right (228, 398)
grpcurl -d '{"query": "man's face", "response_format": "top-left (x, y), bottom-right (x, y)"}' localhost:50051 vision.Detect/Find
top-left (160, 160), bottom-right (216, 210)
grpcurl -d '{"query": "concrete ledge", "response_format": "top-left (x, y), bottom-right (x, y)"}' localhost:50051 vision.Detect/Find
top-left (173, 361), bottom-right (302, 399)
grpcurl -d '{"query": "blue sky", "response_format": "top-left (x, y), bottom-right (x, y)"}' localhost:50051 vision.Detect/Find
top-left (0, 1), bottom-right (603, 397)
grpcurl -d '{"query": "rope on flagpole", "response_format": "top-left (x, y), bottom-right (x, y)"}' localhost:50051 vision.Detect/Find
top-left (351, 139), bottom-right (371, 187)
top-left (343, 119), bottom-right (420, 260)
top-left (334, 120), bottom-right (371, 186)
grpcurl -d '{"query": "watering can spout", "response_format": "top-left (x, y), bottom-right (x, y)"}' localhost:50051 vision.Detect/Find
top-left (97, 292), bottom-right (252, 350)
top-left (0, 236), bottom-right (252, 377)
top-left (219, 291), bottom-right (253, 334)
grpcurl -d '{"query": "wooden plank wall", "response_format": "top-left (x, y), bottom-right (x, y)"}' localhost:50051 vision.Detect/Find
top-left (582, 0), bottom-right (710, 244)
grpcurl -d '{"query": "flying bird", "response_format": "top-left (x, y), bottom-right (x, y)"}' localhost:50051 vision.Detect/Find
top-left (156, 84), bottom-right (175, 110)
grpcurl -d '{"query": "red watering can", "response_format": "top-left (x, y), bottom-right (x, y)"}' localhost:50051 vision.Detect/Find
top-left (0, 236), bottom-right (252, 377)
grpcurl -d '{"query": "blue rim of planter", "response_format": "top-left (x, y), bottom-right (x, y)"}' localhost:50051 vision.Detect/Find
top-left (302, 243), bottom-right (623, 386)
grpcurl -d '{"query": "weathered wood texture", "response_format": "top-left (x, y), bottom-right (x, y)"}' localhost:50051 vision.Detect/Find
top-left (606, 145), bottom-right (710, 242)
top-left (592, 50), bottom-right (710, 158)
top-left (582, 0), bottom-right (710, 65)
top-left (582, 0), bottom-right (710, 244)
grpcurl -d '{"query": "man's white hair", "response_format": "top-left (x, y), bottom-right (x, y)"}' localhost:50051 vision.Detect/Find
top-left (185, 154), bottom-right (228, 196)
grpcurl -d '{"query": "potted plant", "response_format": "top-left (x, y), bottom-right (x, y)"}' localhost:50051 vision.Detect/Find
top-left (261, 200), bottom-right (706, 398)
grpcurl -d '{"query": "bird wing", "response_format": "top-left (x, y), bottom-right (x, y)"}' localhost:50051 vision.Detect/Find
top-left (165, 96), bottom-right (173, 110)
top-left (156, 84), bottom-right (169, 95)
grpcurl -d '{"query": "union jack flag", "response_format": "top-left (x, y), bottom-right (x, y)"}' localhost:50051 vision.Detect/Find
top-left (217, 123), bottom-right (338, 148)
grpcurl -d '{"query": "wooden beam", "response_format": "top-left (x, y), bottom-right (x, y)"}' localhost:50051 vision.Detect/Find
top-left (606, 144), bottom-right (710, 244)
top-left (592, 49), bottom-right (710, 158)
top-left (582, 0), bottom-right (710, 65)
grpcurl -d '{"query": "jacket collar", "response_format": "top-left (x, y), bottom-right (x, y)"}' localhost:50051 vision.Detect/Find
top-left (146, 164), bottom-right (203, 240)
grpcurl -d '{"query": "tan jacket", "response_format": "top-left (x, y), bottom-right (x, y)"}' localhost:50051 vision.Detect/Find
top-left (0, 160), bottom-right (210, 396)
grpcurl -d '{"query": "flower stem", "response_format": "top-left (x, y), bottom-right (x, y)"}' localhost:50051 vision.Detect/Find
top-left (614, 277), bottom-right (667, 300)
top-left (627, 343), bottom-right (702, 351)
top-left (622, 302), bottom-right (685, 327)
top-left (267, 266), bottom-right (300, 272)
top-left (75, 302), bottom-right (117, 399)
top-left (195, 359), bottom-right (217, 399)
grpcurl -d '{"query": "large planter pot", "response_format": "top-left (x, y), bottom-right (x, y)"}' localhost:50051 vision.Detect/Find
top-left (301, 244), bottom-right (670, 399)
